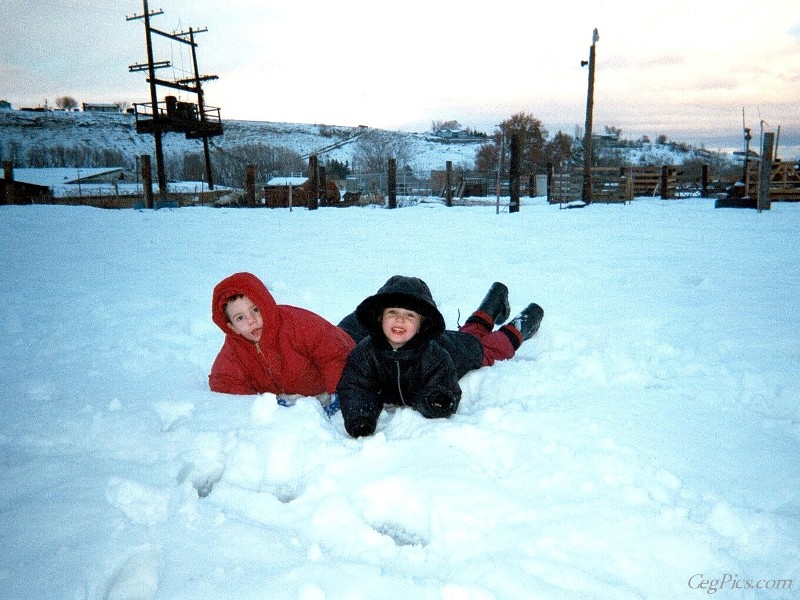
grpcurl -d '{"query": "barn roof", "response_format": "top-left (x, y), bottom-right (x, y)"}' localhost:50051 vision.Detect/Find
top-left (265, 176), bottom-right (308, 187)
top-left (2, 167), bottom-right (123, 187)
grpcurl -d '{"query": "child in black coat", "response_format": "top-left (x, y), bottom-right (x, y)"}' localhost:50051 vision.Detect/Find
top-left (336, 275), bottom-right (543, 438)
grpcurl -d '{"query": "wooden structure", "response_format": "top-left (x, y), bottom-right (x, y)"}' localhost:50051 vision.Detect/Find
top-left (746, 160), bottom-right (800, 201)
top-left (430, 170), bottom-right (534, 199)
top-left (717, 159), bottom-right (800, 208)
top-left (1, 175), bottom-right (51, 205)
top-left (549, 166), bottom-right (679, 203)
top-left (263, 177), bottom-right (341, 208)
top-left (127, 0), bottom-right (222, 204)
top-left (132, 95), bottom-right (222, 139)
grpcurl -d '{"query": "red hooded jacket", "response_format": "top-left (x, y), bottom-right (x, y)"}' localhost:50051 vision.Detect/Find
top-left (209, 272), bottom-right (355, 396)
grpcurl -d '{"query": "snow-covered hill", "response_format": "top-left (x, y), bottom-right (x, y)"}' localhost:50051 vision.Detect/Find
top-left (0, 110), bottom-right (484, 174)
top-left (1, 109), bottom-right (737, 177)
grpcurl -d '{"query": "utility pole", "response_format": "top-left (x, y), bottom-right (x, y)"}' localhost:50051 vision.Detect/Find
top-left (127, 1), bottom-right (222, 205)
top-left (581, 28), bottom-right (599, 204)
top-left (128, 0), bottom-right (166, 205)
top-left (509, 133), bottom-right (521, 213)
top-left (187, 27), bottom-right (215, 189)
top-left (495, 128), bottom-right (505, 214)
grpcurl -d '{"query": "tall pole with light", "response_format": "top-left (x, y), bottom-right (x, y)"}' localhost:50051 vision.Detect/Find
top-left (581, 28), bottom-right (599, 204)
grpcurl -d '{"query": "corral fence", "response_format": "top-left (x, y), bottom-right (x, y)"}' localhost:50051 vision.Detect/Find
top-left (344, 170), bottom-right (541, 203)
top-left (740, 160), bottom-right (800, 201)
top-left (548, 166), bottom-right (680, 203)
top-left (549, 161), bottom-right (800, 204)
top-left (5, 158), bottom-right (799, 208)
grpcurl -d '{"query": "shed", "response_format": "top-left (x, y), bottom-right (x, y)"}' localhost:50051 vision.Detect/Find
top-left (82, 102), bottom-right (120, 113)
top-left (263, 176), bottom-right (340, 208)
top-left (0, 178), bottom-right (51, 204)
top-left (0, 166), bottom-right (127, 204)
top-left (3, 167), bottom-right (125, 197)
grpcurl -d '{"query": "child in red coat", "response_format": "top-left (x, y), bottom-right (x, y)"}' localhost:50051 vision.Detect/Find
top-left (209, 272), bottom-right (354, 413)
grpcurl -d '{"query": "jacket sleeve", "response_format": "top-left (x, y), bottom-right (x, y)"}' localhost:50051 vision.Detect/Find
top-left (336, 342), bottom-right (384, 426)
top-left (412, 342), bottom-right (462, 418)
top-left (208, 338), bottom-right (258, 395)
top-left (289, 307), bottom-right (356, 394)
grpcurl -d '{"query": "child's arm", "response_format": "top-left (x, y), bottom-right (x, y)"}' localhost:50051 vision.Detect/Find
top-left (336, 343), bottom-right (383, 437)
top-left (288, 307), bottom-right (356, 394)
top-left (208, 340), bottom-right (258, 394)
top-left (412, 343), bottom-right (462, 419)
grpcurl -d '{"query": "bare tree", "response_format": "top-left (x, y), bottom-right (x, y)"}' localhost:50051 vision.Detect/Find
top-left (474, 142), bottom-right (499, 171)
top-left (431, 120), bottom-right (462, 133)
top-left (474, 112), bottom-right (549, 175)
top-left (544, 130), bottom-right (575, 168)
top-left (55, 96), bottom-right (78, 110)
top-left (353, 129), bottom-right (412, 174)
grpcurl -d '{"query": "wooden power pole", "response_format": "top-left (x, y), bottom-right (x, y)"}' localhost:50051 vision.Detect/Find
top-left (582, 28), bottom-right (599, 204)
top-left (127, 1), bottom-right (222, 206)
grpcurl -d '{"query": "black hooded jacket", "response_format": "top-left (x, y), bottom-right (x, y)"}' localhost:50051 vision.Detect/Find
top-left (336, 276), bottom-right (483, 437)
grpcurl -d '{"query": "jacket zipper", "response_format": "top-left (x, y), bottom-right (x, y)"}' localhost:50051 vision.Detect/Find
top-left (255, 341), bottom-right (286, 395)
top-left (394, 358), bottom-right (407, 405)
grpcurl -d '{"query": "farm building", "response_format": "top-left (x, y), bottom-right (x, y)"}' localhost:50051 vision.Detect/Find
top-left (1, 166), bottom-right (129, 206)
top-left (3, 167), bottom-right (124, 202)
top-left (82, 103), bottom-right (121, 113)
top-left (263, 176), bottom-right (340, 208)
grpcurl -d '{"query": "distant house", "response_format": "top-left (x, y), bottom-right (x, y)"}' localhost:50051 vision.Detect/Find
top-left (434, 128), bottom-right (470, 140)
top-left (82, 102), bottom-right (120, 113)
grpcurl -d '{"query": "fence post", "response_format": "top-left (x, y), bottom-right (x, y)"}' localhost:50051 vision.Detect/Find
top-left (445, 161), bottom-right (453, 207)
top-left (245, 164), bottom-right (256, 207)
top-left (141, 154), bottom-right (154, 209)
top-left (660, 166), bottom-right (669, 199)
top-left (3, 161), bottom-right (14, 205)
top-left (701, 164), bottom-right (709, 198)
top-left (319, 165), bottom-right (327, 206)
top-left (509, 133), bottom-right (520, 213)
top-left (308, 155), bottom-right (318, 210)
top-left (757, 132), bottom-right (774, 211)
top-left (546, 163), bottom-right (553, 204)
top-left (388, 158), bottom-right (397, 209)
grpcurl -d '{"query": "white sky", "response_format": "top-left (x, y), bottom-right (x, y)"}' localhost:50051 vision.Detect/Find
top-left (2, 0), bottom-right (799, 152)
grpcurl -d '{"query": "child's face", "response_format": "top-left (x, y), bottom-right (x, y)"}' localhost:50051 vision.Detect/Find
top-left (225, 295), bottom-right (264, 342)
top-left (381, 307), bottom-right (422, 349)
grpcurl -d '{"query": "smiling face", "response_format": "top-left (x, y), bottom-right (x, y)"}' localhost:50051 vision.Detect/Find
top-left (225, 295), bottom-right (264, 342)
top-left (381, 307), bottom-right (422, 349)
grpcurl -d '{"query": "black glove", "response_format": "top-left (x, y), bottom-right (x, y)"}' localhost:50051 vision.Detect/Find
top-left (345, 414), bottom-right (377, 438)
top-left (416, 386), bottom-right (458, 419)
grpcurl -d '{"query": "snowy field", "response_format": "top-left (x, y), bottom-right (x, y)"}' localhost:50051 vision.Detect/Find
top-left (1, 198), bottom-right (798, 599)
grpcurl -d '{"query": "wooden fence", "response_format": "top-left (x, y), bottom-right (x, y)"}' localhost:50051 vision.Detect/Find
top-left (741, 161), bottom-right (800, 201)
top-left (548, 166), bottom-right (679, 203)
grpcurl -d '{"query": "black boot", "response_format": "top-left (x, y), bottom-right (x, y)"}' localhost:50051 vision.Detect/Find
top-left (502, 303), bottom-right (544, 347)
top-left (465, 282), bottom-right (510, 329)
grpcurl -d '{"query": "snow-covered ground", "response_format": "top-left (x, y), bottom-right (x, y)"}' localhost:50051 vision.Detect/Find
top-left (1, 198), bottom-right (798, 599)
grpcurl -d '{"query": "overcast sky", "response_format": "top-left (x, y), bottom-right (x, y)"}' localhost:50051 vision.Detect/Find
top-left (3, 1), bottom-right (799, 154)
